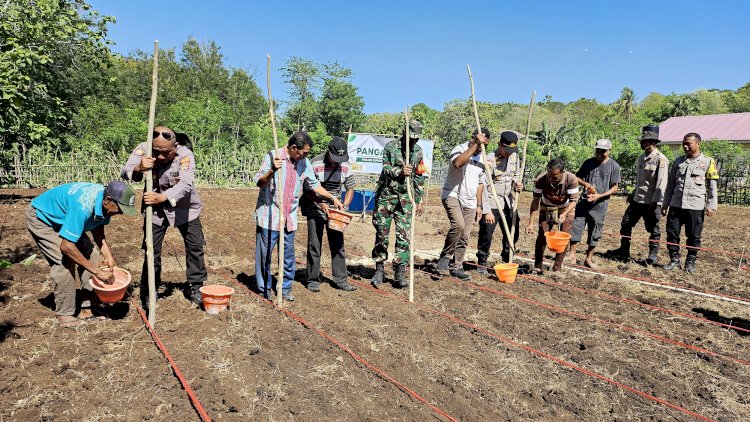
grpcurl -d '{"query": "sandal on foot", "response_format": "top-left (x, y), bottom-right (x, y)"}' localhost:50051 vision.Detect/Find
top-left (57, 315), bottom-right (87, 328)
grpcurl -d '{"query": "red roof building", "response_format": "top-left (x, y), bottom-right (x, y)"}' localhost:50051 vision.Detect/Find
top-left (660, 112), bottom-right (750, 144)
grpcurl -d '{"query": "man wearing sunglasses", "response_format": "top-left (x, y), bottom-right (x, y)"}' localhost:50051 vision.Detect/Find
top-left (122, 126), bottom-right (207, 307)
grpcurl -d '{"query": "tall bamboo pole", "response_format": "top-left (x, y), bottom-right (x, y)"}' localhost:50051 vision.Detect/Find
top-left (267, 55), bottom-right (285, 308)
top-left (467, 65), bottom-right (513, 252)
top-left (404, 108), bottom-right (416, 302)
top-left (145, 41), bottom-right (159, 326)
top-left (509, 91), bottom-right (536, 263)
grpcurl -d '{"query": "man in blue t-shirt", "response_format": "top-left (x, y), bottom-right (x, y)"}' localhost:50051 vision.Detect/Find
top-left (26, 181), bottom-right (136, 327)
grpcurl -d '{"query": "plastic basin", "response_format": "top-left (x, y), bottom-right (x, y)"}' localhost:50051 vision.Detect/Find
top-left (91, 267), bottom-right (132, 303)
top-left (545, 231), bottom-right (572, 254)
top-left (327, 209), bottom-right (354, 232)
top-left (200, 285), bottom-right (235, 314)
top-left (494, 263), bottom-right (519, 283)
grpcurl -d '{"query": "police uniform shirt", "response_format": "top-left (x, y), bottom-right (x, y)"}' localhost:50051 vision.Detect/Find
top-left (121, 143), bottom-right (203, 226)
top-left (483, 152), bottom-right (520, 212)
top-left (632, 149), bottom-right (668, 205)
top-left (663, 153), bottom-right (719, 211)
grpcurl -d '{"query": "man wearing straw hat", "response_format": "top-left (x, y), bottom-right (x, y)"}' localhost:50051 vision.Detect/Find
top-left (122, 126), bottom-right (207, 306)
top-left (370, 120), bottom-right (426, 288)
top-left (435, 128), bottom-right (490, 280)
top-left (526, 159), bottom-right (580, 273)
top-left (300, 136), bottom-right (358, 293)
top-left (476, 131), bottom-right (523, 274)
top-left (607, 124), bottom-right (668, 264)
top-left (254, 132), bottom-right (344, 301)
top-left (568, 139), bottom-right (621, 269)
top-left (26, 181), bottom-right (136, 327)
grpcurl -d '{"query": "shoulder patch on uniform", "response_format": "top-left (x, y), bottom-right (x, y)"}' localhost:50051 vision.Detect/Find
top-left (135, 148), bottom-right (145, 156)
top-left (179, 155), bottom-right (191, 170)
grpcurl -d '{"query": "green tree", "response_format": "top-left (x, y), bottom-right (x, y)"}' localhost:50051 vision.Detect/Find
top-left (318, 63), bottom-right (365, 137)
top-left (667, 94), bottom-right (700, 117)
top-left (280, 57), bottom-right (321, 132)
top-left (613, 87), bottom-right (637, 122)
top-left (0, 0), bottom-right (113, 158)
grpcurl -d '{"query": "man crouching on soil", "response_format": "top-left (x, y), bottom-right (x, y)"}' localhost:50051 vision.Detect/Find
top-left (26, 181), bottom-right (136, 327)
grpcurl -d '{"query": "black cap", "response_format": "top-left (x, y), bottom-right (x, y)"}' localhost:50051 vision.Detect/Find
top-left (639, 124), bottom-right (660, 143)
top-left (499, 131), bottom-right (519, 152)
top-left (327, 136), bottom-right (349, 163)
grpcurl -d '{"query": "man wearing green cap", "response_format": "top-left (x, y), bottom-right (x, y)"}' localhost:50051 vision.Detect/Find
top-left (26, 181), bottom-right (136, 327)
top-left (371, 120), bottom-right (426, 288)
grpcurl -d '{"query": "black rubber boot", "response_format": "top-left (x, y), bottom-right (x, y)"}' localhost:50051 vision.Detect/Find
top-left (664, 251), bottom-right (681, 270)
top-left (607, 246), bottom-right (630, 262)
top-left (645, 244), bottom-right (659, 265)
top-left (189, 284), bottom-right (203, 306)
top-left (371, 262), bottom-right (385, 286)
top-left (476, 259), bottom-right (489, 275)
top-left (394, 264), bottom-right (408, 288)
top-left (685, 255), bottom-right (697, 274)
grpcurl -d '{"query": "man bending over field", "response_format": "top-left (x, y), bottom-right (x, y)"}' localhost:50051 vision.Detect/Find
top-left (26, 181), bottom-right (136, 327)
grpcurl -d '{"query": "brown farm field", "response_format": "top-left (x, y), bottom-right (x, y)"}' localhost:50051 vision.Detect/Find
top-left (1, 187), bottom-right (749, 421)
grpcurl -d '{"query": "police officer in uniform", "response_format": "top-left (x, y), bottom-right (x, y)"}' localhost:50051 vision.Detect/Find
top-left (122, 126), bottom-right (208, 305)
top-left (370, 121), bottom-right (426, 288)
top-left (608, 124), bottom-right (668, 264)
top-left (662, 132), bottom-right (718, 273)
top-left (476, 131), bottom-right (522, 274)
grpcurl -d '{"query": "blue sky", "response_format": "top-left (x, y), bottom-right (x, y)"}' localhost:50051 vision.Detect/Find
top-left (90, 0), bottom-right (750, 114)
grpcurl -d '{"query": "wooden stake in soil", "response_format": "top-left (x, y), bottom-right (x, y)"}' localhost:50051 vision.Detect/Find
top-left (509, 91), bottom-right (536, 263)
top-left (467, 65), bottom-right (513, 254)
top-left (404, 108), bottom-right (416, 303)
top-left (145, 40), bottom-right (159, 326)
top-left (267, 54), bottom-right (285, 308)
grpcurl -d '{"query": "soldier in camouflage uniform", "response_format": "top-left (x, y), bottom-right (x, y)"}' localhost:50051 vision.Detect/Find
top-left (371, 120), bottom-right (426, 288)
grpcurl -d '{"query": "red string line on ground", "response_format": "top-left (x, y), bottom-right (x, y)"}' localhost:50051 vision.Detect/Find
top-left (130, 299), bottom-right (212, 422)
top-left (341, 274), bottom-right (715, 422)
top-left (523, 272), bottom-right (750, 335)
top-left (214, 270), bottom-right (459, 422)
top-left (603, 232), bottom-right (745, 258)
top-left (455, 258), bottom-right (750, 335)
top-left (410, 265), bottom-right (749, 367)
top-left (512, 251), bottom-right (750, 304)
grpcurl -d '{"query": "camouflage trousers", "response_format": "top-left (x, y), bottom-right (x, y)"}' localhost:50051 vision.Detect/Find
top-left (371, 194), bottom-right (413, 266)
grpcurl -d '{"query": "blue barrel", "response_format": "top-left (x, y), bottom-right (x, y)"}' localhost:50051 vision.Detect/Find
top-left (343, 190), bottom-right (376, 212)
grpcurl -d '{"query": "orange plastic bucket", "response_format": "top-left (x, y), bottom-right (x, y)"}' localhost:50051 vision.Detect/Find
top-left (91, 267), bottom-right (132, 303)
top-left (545, 231), bottom-right (571, 254)
top-left (494, 263), bottom-right (519, 283)
top-left (200, 285), bottom-right (235, 314)
top-left (327, 209), bottom-right (354, 232)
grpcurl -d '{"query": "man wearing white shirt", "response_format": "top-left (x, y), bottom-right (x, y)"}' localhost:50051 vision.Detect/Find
top-left (436, 129), bottom-right (490, 280)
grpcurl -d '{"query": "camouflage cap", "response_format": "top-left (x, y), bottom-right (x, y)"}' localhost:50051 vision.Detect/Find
top-left (407, 120), bottom-right (422, 139)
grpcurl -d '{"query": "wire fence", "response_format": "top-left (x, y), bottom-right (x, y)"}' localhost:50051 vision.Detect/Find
top-left (2, 152), bottom-right (749, 206)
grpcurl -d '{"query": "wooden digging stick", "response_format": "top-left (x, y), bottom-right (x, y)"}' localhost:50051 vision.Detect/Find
top-left (267, 54), bottom-right (285, 308)
top-left (404, 108), bottom-right (416, 303)
top-left (467, 65), bottom-right (513, 253)
top-left (509, 91), bottom-right (536, 263)
top-left (145, 40), bottom-right (159, 326)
